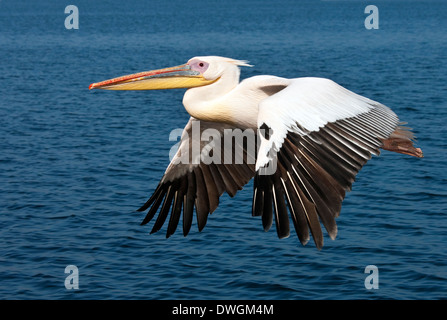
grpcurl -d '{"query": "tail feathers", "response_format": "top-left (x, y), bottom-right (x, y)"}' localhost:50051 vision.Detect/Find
top-left (381, 125), bottom-right (423, 158)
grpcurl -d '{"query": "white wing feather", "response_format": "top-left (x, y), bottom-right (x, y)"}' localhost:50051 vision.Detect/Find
top-left (256, 77), bottom-right (385, 170)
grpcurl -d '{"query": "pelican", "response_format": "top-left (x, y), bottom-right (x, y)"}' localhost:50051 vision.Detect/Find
top-left (89, 56), bottom-right (423, 249)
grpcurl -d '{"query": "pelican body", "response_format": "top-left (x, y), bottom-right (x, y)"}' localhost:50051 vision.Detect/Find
top-left (90, 56), bottom-right (423, 249)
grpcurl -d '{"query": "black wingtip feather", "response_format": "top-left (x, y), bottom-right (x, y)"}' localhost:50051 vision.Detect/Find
top-left (252, 174), bottom-right (264, 217)
top-left (137, 183), bottom-right (163, 212)
top-left (261, 176), bottom-right (273, 232)
top-left (166, 179), bottom-right (188, 238)
top-left (183, 171), bottom-right (195, 237)
top-left (140, 185), bottom-right (167, 226)
top-left (272, 177), bottom-right (290, 239)
top-left (166, 190), bottom-right (182, 238)
top-left (150, 184), bottom-right (175, 234)
top-left (282, 175), bottom-right (310, 246)
top-left (194, 167), bottom-right (209, 232)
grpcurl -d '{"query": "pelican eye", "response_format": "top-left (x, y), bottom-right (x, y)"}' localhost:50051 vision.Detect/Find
top-left (190, 60), bottom-right (209, 73)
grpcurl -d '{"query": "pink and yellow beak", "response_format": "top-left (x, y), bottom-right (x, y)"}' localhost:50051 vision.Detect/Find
top-left (89, 64), bottom-right (216, 90)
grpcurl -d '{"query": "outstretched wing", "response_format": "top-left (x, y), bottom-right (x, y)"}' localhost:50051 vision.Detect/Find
top-left (138, 117), bottom-right (256, 237)
top-left (254, 77), bottom-right (422, 249)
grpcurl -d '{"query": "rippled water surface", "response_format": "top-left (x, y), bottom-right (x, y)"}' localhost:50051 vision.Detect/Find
top-left (1, 0), bottom-right (446, 299)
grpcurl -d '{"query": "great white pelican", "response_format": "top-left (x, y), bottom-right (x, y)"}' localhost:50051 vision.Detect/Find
top-left (89, 56), bottom-right (423, 249)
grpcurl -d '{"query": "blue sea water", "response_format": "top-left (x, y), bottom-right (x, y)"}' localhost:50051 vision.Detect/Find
top-left (0, 0), bottom-right (446, 300)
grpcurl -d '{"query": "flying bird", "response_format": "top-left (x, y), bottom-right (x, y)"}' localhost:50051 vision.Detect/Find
top-left (89, 56), bottom-right (423, 249)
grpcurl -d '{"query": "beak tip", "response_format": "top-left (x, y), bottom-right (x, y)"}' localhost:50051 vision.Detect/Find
top-left (89, 83), bottom-right (95, 90)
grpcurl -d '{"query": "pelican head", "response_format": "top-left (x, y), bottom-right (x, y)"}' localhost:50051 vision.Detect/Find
top-left (89, 56), bottom-right (251, 91)
top-left (89, 56), bottom-right (253, 125)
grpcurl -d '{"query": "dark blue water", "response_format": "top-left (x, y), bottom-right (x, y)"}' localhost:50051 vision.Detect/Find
top-left (1, 0), bottom-right (446, 300)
